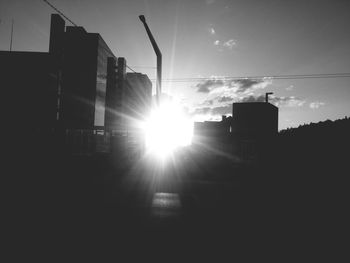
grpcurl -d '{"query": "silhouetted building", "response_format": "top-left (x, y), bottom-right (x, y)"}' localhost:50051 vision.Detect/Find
top-left (1, 13), bottom-right (119, 130)
top-left (104, 57), bottom-right (126, 132)
top-left (231, 102), bottom-right (278, 161)
top-left (1, 13), bottom-right (152, 157)
top-left (120, 73), bottom-right (152, 159)
top-left (193, 118), bottom-right (230, 144)
top-left (232, 102), bottom-right (278, 136)
top-left (192, 116), bottom-right (232, 158)
top-left (124, 72), bottom-right (152, 131)
top-left (57, 23), bottom-right (116, 128)
top-left (0, 51), bottom-right (58, 129)
top-left (0, 14), bottom-right (114, 156)
top-left (192, 101), bottom-right (278, 163)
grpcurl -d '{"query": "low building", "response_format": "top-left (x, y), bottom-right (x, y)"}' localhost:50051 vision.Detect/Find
top-left (192, 116), bottom-right (232, 157)
top-left (1, 51), bottom-right (58, 129)
top-left (192, 99), bottom-right (278, 163)
top-left (231, 101), bottom-right (278, 162)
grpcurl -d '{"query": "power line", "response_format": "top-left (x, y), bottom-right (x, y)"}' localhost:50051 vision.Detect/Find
top-left (126, 65), bottom-right (137, 73)
top-left (128, 66), bottom-right (156, 69)
top-left (90, 40), bottom-right (138, 73)
top-left (42, 1), bottom-right (138, 74)
top-left (42, 0), bottom-right (78, 26)
top-left (152, 73), bottom-right (350, 82)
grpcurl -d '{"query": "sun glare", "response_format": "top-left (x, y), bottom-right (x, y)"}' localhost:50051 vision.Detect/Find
top-left (143, 101), bottom-right (193, 158)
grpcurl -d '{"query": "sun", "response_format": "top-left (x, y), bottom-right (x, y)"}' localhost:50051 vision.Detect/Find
top-left (143, 101), bottom-right (193, 158)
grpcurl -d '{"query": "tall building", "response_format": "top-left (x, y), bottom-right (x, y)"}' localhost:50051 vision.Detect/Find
top-left (104, 57), bottom-right (126, 132)
top-left (57, 22), bottom-right (117, 128)
top-left (1, 13), bottom-right (119, 130)
top-left (1, 13), bottom-right (153, 156)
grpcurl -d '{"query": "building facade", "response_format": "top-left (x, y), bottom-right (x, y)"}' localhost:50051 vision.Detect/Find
top-left (57, 24), bottom-right (116, 129)
top-left (231, 102), bottom-right (278, 136)
top-left (0, 51), bottom-right (58, 129)
top-left (0, 13), bottom-right (154, 157)
top-left (231, 102), bottom-right (278, 161)
top-left (192, 102), bottom-right (278, 163)
top-left (1, 13), bottom-right (120, 131)
top-left (104, 57), bottom-right (126, 132)
top-left (123, 73), bottom-right (152, 131)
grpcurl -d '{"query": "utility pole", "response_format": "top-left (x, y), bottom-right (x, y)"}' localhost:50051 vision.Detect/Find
top-left (139, 15), bottom-right (162, 106)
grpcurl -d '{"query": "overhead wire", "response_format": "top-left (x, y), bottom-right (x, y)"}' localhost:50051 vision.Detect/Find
top-left (40, 1), bottom-right (350, 82)
top-left (149, 73), bottom-right (350, 82)
top-left (126, 65), bottom-right (137, 73)
top-left (42, 0), bottom-right (78, 26)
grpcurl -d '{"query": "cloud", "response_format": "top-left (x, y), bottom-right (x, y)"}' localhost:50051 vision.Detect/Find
top-left (223, 39), bottom-right (236, 49)
top-left (200, 99), bottom-right (214, 106)
top-left (214, 38), bottom-right (237, 50)
top-left (193, 107), bottom-right (212, 115)
top-left (206, 0), bottom-right (215, 5)
top-left (209, 27), bottom-right (215, 35)
top-left (236, 95), bottom-right (305, 107)
top-left (195, 77), bottom-right (271, 94)
top-left (269, 96), bottom-right (305, 107)
top-left (192, 104), bottom-right (232, 117)
top-left (234, 79), bottom-right (263, 92)
top-left (309, 101), bottom-right (325, 109)
top-left (217, 96), bottom-right (234, 103)
top-left (286, 85), bottom-right (294, 91)
top-left (195, 78), bottom-right (224, 93)
top-left (211, 104), bottom-right (232, 115)
top-left (192, 93), bottom-right (306, 122)
top-left (239, 95), bottom-right (266, 103)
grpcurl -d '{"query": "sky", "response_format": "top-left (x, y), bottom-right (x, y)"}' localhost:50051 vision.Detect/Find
top-left (1, 0), bottom-right (350, 130)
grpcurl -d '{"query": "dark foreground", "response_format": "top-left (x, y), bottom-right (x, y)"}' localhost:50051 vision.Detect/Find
top-left (6, 142), bottom-right (348, 262)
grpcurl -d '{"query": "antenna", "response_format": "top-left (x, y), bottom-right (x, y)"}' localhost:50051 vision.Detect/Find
top-left (265, 92), bottom-right (273, 103)
top-left (42, 0), bottom-right (78, 26)
top-left (10, 19), bottom-right (14, 51)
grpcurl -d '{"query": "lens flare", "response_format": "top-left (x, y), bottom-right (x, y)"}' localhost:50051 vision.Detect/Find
top-left (143, 101), bottom-right (193, 158)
